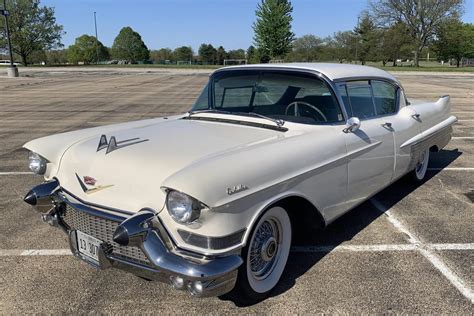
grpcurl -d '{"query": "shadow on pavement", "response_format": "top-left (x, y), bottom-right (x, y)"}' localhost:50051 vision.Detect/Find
top-left (222, 148), bottom-right (462, 307)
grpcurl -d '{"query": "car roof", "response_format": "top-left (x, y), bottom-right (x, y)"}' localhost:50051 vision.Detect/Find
top-left (215, 62), bottom-right (399, 83)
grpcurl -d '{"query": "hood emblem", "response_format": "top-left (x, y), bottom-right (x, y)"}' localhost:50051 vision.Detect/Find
top-left (83, 176), bottom-right (97, 186)
top-left (76, 173), bottom-right (113, 194)
top-left (97, 134), bottom-right (149, 154)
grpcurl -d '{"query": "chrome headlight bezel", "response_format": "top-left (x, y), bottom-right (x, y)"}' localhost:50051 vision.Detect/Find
top-left (28, 152), bottom-right (48, 175)
top-left (165, 190), bottom-right (206, 224)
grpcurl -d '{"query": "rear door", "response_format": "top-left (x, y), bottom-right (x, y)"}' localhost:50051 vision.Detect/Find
top-left (338, 81), bottom-right (395, 209)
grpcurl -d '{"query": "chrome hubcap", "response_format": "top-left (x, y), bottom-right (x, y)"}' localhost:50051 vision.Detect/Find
top-left (249, 218), bottom-right (281, 280)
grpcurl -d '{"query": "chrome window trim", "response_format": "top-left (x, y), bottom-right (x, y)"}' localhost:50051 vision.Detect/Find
top-left (207, 67), bottom-right (349, 124)
top-left (335, 77), bottom-right (401, 122)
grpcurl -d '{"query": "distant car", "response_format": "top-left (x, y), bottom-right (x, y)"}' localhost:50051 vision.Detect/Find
top-left (0, 60), bottom-right (21, 66)
top-left (23, 63), bottom-right (456, 304)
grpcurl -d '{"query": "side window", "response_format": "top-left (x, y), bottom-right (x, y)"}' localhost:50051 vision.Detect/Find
top-left (346, 81), bottom-right (375, 119)
top-left (372, 81), bottom-right (397, 115)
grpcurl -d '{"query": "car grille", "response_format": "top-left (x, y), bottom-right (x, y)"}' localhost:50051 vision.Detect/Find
top-left (60, 204), bottom-right (151, 266)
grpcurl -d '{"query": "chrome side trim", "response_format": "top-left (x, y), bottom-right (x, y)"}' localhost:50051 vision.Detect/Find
top-left (401, 116), bottom-right (457, 149)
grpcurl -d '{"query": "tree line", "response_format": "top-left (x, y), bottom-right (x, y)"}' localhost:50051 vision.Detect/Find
top-left (1, 0), bottom-right (473, 67)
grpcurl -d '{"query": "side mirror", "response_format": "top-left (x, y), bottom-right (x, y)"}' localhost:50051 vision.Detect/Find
top-left (344, 117), bottom-right (361, 133)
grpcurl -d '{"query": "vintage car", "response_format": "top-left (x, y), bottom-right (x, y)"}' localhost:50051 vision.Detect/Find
top-left (23, 63), bottom-right (456, 304)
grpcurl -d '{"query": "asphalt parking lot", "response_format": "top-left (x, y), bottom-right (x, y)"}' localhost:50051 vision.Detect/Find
top-left (0, 67), bottom-right (472, 313)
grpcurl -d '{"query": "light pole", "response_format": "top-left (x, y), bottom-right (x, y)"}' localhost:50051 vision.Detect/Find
top-left (94, 11), bottom-right (99, 64)
top-left (1, 0), bottom-right (18, 77)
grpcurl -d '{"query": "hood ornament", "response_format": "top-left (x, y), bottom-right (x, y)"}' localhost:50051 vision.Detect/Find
top-left (97, 135), bottom-right (149, 154)
top-left (76, 173), bottom-right (113, 195)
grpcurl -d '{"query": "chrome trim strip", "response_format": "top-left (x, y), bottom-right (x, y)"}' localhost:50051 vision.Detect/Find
top-left (60, 187), bottom-right (135, 216)
top-left (177, 228), bottom-right (246, 250)
top-left (400, 116), bottom-right (457, 149)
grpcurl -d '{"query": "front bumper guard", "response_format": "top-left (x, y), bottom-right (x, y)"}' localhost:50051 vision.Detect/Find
top-left (24, 180), bottom-right (243, 297)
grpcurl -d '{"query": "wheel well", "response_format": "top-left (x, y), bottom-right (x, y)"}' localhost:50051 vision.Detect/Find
top-left (430, 145), bottom-right (439, 152)
top-left (273, 196), bottom-right (325, 244)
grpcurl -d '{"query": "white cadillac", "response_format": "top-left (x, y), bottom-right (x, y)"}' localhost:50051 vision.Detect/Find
top-left (23, 63), bottom-right (456, 304)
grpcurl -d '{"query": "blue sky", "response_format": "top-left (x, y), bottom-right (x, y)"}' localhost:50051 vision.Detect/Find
top-left (43, 0), bottom-right (474, 51)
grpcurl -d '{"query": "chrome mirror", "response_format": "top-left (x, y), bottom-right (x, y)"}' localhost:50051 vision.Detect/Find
top-left (344, 117), bottom-right (361, 133)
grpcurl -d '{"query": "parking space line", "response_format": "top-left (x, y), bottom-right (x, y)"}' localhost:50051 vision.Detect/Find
top-left (452, 137), bottom-right (474, 140)
top-left (2, 243), bottom-right (473, 257)
top-left (427, 167), bottom-right (474, 171)
top-left (0, 249), bottom-right (71, 256)
top-left (0, 172), bottom-right (34, 175)
top-left (371, 198), bottom-right (473, 303)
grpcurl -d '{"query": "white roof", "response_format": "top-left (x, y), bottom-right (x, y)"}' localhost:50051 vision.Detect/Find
top-left (217, 63), bottom-right (398, 82)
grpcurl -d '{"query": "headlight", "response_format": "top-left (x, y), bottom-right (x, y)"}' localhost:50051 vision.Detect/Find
top-left (166, 190), bottom-right (205, 224)
top-left (28, 152), bottom-right (48, 175)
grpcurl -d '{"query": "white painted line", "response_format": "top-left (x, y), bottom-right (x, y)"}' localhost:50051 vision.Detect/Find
top-left (0, 172), bottom-right (34, 175)
top-left (430, 243), bottom-right (474, 251)
top-left (452, 137), bottom-right (474, 140)
top-left (427, 167), bottom-right (474, 171)
top-left (0, 249), bottom-right (71, 257)
top-left (458, 119), bottom-right (474, 122)
top-left (2, 243), bottom-right (472, 257)
top-left (371, 198), bottom-right (474, 303)
top-left (291, 244), bottom-right (417, 252)
top-left (452, 112), bottom-right (474, 114)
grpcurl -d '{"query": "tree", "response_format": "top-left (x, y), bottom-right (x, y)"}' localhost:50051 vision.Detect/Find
top-left (173, 46), bottom-right (193, 62)
top-left (198, 43), bottom-right (216, 64)
top-left (354, 13), bottom-right (379, 65)
top-left (227, 49), bottom-right (246, 60)
top-left (434, 20), bottom-right (474, 67)
top-left (45, 49), bottom-right (68, 65)
top-left (253, 0), bottom-right (295, 60)
top-left (111, 27), bottom-right (149, 63)
top-left (0, 0), bottom-right (64, 65)
top-left (67, 35), bottom-right (109, 64)
top-left (378, 22), bottom-right (413, 66)
top-left (370, 0), bottom-right (464, 66)
top-left (246, 45), bottom-right (258, 63)
top-left (328, 31), bottom-right (357, 63)
top-left (150, 48), bottom-right (173, 63)
top-left (288, 34), bottom-right (323, 62)
top-left (216, 46), bottom-right (227, 64)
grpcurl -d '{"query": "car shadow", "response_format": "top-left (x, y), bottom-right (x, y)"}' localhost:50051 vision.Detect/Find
top-left (221, 148), bottom-right (462, 307)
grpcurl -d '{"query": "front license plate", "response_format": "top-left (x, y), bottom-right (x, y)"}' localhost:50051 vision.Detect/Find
top-left (76, 230), bottom-right (102, 263)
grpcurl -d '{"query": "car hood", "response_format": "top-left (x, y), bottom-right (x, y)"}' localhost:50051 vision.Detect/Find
top-left (55, 118), bottom-right (284, 213)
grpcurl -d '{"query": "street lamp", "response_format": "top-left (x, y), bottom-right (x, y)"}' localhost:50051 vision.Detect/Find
top-left (1, 0), bottom-right (18, 77)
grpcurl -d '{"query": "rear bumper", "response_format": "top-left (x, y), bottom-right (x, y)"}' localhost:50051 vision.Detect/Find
top-left (24, 180), bottom-right (242, 297)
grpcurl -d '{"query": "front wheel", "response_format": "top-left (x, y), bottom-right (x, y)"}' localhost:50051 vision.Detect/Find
top-left (227, 206), bottom-right (292, 305)
top-left (412, 148), bottom-right (430, 182)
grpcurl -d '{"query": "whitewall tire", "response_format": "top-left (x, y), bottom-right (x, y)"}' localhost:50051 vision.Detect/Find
top-left (227, 206), bottom-right (291, 304)
top-left (412, 148), bottom-right (430, 182)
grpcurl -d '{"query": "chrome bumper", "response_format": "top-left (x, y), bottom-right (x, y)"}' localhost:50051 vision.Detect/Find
top-left (24, 180), bottom-right (242, 297)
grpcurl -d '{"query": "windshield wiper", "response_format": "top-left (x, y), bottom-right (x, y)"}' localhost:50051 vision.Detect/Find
top-left (186, 109), bottom-right (285, 128)
top-left (187, 109), bottom-right (232, 116)
top-left (234, 112), bottom-right (285, 127)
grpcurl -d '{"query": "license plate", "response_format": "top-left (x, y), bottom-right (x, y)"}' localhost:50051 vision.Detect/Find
top-left (76, 230), bottom-right (102, 263)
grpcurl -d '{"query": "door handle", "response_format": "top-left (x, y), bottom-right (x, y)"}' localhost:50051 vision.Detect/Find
top-left (412, 113), bottom-right (421, 120)
top-left (382, 122), bottom-right (392, 128)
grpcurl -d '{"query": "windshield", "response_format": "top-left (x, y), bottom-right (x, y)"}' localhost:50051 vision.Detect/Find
top-left (191, 71), bottom-right (343, 124)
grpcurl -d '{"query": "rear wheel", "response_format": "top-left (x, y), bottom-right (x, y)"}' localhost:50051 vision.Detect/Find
top-left (412, 148), bottom-right (430, 182)
top-left (227, 206), bottom-right (291, 305)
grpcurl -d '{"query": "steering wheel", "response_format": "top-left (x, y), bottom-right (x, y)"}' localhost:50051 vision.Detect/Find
top-left (285, 101), bottom-right (328, 122)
